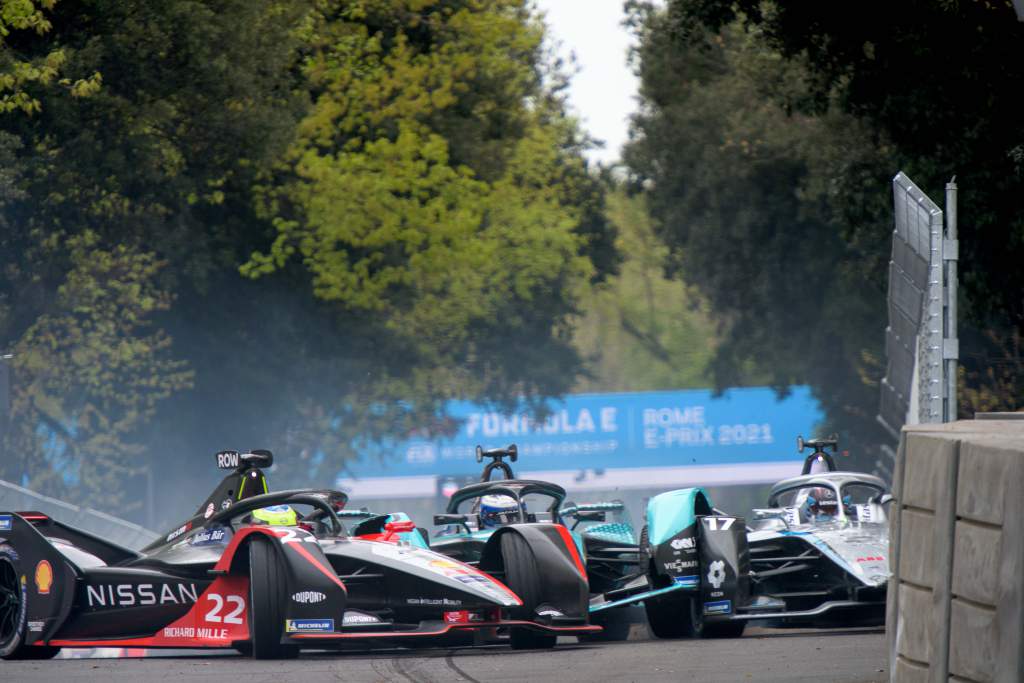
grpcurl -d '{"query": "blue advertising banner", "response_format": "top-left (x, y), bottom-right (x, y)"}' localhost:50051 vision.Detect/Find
top-left (339, 387), bottom-right (822, 496)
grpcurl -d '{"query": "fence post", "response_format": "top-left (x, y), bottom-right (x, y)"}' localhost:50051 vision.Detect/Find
top-left (944, 180), bottom-right (958, 421)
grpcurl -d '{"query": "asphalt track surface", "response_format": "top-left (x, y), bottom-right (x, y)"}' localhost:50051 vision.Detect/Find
top-left (0, 627), bottom-right (886, 683)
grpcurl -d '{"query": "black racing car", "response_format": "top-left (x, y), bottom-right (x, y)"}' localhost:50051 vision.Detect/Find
top-left (429, 446), bottom-right (728, 640)
top-left (0, 450), bottom-right (597, 660)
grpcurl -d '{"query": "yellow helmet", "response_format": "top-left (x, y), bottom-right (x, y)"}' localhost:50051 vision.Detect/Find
top-left (251, 504), bottom-right (297, 526)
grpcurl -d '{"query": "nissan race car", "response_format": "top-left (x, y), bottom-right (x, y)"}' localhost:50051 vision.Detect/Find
top-left (638, 436), bottom-right (891, 638)
top-left (0, 450), bottom-right (598, 660)
top-left (430, 445), bottom-right (703, 640)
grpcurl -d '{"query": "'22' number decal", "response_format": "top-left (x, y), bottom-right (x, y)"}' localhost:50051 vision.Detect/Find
top-left (205, 593), bottom-right (245, 624)
top-left (704, 517), bottom-right (736, 531)
top-left (279, 529), bottom-right (317, 544)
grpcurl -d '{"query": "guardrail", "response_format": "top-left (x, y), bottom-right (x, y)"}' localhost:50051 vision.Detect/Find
top-left (0, 478), bottom-right (158, 550)
top-left (888, 418), bottom-right (1024, 682)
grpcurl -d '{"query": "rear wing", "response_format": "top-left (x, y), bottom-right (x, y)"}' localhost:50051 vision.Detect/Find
top-left (4, 510), bottom-right (140, 565)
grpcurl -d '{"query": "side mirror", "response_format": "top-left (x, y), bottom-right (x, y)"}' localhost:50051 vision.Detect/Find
top-left (574, 510), bottom-right (606, 522)
top-left (874, 494), bottom-right (895, 506)
top-left (752, 508), bottom-right (791, 528)
top-left (434, 513), bottom-right (469, 527)
top-left (384, 520), bottom-right (416, 534)
top-left (796, 435), bottom-right (805, 452)
top-left (382, 520), bottom-right (417, 542)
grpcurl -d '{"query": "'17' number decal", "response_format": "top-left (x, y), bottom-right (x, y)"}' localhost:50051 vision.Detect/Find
top-left (205, 593), bottom-right (245, 624)
top-left (705, 517), bottom-right (735, 531)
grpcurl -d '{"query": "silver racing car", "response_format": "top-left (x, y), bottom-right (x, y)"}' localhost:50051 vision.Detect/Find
top-left (744, 436), bottom-right (891, 626)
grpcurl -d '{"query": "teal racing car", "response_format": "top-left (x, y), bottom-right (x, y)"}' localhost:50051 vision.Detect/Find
top-left (427, 445), bottom-right (752, 640)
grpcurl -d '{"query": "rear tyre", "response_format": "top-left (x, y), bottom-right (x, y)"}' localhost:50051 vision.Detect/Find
top-left (0, 555), bottom-right (61, 660)
top-left (248, 537), bottom-right (299, 659)
top-left (11, 646), bottom-right (62, 660)
top-left (500, 533), bottom-right (557, 650)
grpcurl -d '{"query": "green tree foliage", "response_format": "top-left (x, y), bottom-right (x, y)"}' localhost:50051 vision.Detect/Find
top-left (4, 233), bottom-right (191, 508)
top-left (0, 0), bottom-right (100, 114)
top-left (0, 0), bottom-right (311, 507)
top-left (663, 0), bottom-right (1024, 416)
top-left (625, 4), bottom-right (897, 461)
top-left (572, 188), bottom-right (719, 392)
top-left (244, 0), bottom-right (615, 419)
top-left (0, 0), bottom-right (614, 517)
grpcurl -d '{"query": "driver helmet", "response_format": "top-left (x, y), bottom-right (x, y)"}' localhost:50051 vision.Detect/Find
top-left (250, 504), bottom-right (298, 526)
top-left (803, 487), bottom-right (839, 520)
top-left (479, 494), bottom-right (518, 529)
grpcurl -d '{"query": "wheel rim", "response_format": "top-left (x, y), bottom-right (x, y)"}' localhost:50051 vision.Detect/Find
top-left (0, 559), bottom-right (22, 647)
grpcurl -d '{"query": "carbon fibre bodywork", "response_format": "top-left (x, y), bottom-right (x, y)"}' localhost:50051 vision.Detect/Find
top-left (742, 472), bottom-right (890, 625)
top-left (0, 458), bottom-right (596, 659)
top-left (428, 449), bottom-right (693, 626)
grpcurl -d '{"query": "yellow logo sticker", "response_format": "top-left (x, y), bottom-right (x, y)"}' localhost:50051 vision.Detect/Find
top-left (34, 560), bottom-right (53, 595)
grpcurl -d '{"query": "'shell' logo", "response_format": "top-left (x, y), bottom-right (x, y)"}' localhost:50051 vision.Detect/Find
top-left (34, 561), bottom-right (52, 595)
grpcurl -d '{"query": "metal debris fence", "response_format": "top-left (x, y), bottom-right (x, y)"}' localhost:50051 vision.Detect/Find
top-left (0, 477), bottom-right (158, 550)
top-left (876, 172), bottom-right (959, 480)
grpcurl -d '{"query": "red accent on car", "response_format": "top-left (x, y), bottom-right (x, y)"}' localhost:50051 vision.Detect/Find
top-left (212, 525), bottom-right (345, 591)
top-left (554, 525), bottom-right (587, 581)
top-left (290, 619), bottom-right (602, 639)
top-left (16, 512), bottom-right (49, 521)
top-left (48, 575), bottom-right (250, 648)
top-left (212, 526), bottom-right (286, 573)
top-left (284, 537), bottom-right (346, 591)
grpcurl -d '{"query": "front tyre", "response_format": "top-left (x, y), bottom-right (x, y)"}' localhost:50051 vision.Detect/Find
top-left (640, 525), bottom-right (690, 639)
top-left (685, 595), bottom-right (746, 638)
top-left (0, 554), bottom-right (60, 660)
top-left (644, 593), bottom-right (696, 639)
top-left (500, 533), bottom-right (557, 650)
top-left (248, 537), bottom-right (298, 659)
top-left (581, 608), bottom-right (633, 642)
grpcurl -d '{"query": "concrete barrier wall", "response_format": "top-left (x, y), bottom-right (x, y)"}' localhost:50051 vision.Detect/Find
top-left (888, 420), bottom-right (1024, 683)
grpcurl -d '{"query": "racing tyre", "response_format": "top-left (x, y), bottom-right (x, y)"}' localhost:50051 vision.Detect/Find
top-left (500, 533), bottom-right (556, 650)
top-left (248, 537), bottom-right (299, 659)
top-left (687, 597), bottom-right (746, 638)
top-left (0, 554), bottom-right (60, 660)
top-left (639, 525), bottom-right (694, 639)
top-left (581, 608), bottom-right (633, 642)
top-left (644, 593), bottom-right (694, 639)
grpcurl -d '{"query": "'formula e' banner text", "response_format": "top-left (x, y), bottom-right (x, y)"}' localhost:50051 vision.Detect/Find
top-left (343, 386), bottom-right (821, 480)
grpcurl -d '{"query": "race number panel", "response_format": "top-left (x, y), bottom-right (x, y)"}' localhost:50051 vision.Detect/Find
top-left (698, 515), bottom-right (750, 617)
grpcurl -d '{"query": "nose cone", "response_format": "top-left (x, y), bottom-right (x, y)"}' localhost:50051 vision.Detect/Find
top-left (421, 557), bottom-right (524, 610)
top-left (849, 554), bottom-right (889, 586)
top-left (364, 541), bottom-right (522, 607)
